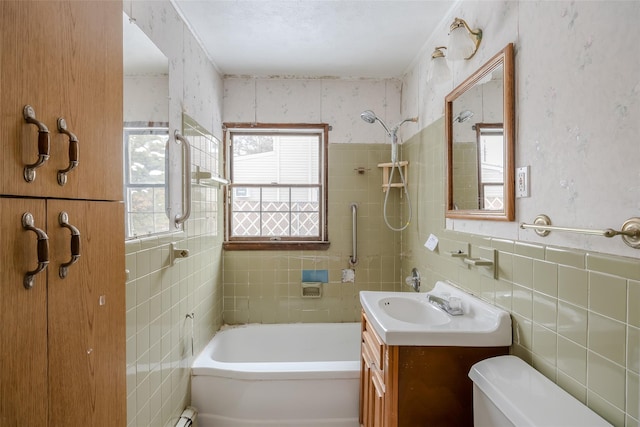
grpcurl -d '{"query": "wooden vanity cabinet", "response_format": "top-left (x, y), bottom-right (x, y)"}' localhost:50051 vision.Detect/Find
top-left (361, 314), bottom-right (387, 427)
top-left (360, 312), bottom-right (509, 427)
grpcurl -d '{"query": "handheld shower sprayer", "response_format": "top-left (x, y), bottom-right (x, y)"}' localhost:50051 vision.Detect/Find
top-left (359, 110), bottom-right (377, 124)
top-left (360, 110), bottom-right (417, 162)
top-left (360, 109), bottom-right (417, 231)
top-left (360, 110), bottom-right (417, 138)
top-left (360, 110), bottom-right (391, 134)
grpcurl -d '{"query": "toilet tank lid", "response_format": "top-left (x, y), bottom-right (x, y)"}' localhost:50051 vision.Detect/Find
top-left (469, 356), bottom-right (612, 427)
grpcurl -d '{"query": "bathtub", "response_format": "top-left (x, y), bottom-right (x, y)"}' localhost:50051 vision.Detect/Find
top-left (191, 322), bottom-right (362, 427)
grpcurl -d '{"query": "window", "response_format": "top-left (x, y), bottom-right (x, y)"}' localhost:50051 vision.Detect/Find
top-left (123, 122), bottom-right (170, 238)
top-left (224, 123), bottom-right (329, 250)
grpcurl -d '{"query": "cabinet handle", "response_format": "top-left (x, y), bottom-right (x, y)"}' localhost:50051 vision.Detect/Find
top-left (174, 131), bottom-right (192, 226)
top-left (22, 212), bottom-right (49, 289)
top-left (58, 211), bottom-right (80, 279)
top-left (23, 105), bottom-right (50, 183)
top-left (56, 118), bottom-right (79, 186)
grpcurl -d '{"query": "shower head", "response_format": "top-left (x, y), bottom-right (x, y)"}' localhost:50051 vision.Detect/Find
top-left (361, 109), bottom-right (419, 142)
top-left (454, 110), bottom-right (474, 123)
top-left (360, 110), bottom-right (377, 124)
top-left (360, 109), bottom-right (391, 134)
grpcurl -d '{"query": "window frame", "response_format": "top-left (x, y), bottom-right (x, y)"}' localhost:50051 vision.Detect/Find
top-left (223, 123), bottom-right (330, 251)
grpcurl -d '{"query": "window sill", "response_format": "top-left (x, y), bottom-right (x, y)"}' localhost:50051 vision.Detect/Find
top-left (223, 241), bottom-right (331, 251)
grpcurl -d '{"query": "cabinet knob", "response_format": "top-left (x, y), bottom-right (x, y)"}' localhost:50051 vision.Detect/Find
top-left (22, 105), bottom-right (50, 183)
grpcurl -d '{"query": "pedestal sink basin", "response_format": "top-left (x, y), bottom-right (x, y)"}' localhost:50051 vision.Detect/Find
top-left (378, 296), bottom-right (450, 325)
top-left (360, 281), bottom-right (512, 346)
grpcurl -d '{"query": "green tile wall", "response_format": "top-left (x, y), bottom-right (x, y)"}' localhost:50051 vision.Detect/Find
top-left (400, 118), bottom-right (639, 427)
top-left (125, 232), bottom-right (223, 425)
top-left (223, 143), bottom-right (403, 324)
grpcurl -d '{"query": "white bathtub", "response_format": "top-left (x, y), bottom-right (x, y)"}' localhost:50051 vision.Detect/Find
top-left (191, 322), bottom-right (362, 427)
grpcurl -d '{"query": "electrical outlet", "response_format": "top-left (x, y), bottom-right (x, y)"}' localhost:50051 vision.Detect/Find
top-left (516, 166), bottom-right (530, 198)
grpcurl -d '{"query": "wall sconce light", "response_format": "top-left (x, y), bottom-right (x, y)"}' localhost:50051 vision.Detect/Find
top-left (427, 46), bottom-right (451, 85)
top-left (448, 17), bottom-right (482, 60)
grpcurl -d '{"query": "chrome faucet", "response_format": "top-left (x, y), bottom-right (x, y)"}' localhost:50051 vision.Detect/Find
top-left (427, 294), bottom-right (464, 316)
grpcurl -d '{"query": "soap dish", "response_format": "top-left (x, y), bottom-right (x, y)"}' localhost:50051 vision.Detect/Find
top-left (301, 282), bottom-right (322, 298)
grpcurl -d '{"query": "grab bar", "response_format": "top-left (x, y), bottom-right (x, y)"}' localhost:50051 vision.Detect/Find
top-left (174, 131), bottom-right (192, 227)
top-left (520, 214), bottom-right (640, 249)
top-left (349, 203), bottom-right (358, 266)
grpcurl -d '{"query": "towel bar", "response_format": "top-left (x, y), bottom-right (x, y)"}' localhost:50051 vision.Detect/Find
top-left (520, 215), bottom-right (640, 249)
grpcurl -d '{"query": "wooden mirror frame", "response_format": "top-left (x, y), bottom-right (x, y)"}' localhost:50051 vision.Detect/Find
top-left (445, 43), bottom-right (515, 221)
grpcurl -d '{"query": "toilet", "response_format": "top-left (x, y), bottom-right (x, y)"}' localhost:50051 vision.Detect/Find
top-left (469, 355), bottom-right (612, 427)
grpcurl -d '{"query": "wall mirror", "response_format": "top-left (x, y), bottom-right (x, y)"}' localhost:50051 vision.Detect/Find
top-left (122, 11), bottom-right (171, 238)
top-left (445, 43), bottom-right (514, 221)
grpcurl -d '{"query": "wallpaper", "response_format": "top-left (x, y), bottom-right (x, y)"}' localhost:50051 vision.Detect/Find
top-left (403, 0), bottom-right (640, 258)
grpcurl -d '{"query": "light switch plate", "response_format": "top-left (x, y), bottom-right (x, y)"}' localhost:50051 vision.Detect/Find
top-left (516, 166), bottom-right (530, 198)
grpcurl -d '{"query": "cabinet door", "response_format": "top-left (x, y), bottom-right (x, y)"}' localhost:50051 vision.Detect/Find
top-left (47, 200), bottom-right (126, 426)
top-left (0, 198), bottom-right (48, 426)
top-left (371, 372), bottom-right (385, 427)
top-left (361, 344), bottom-right (372, 426)
top-left (362, 342), bottom-right (385, 427)
top-left (0, 1), bottom-right (122, 201)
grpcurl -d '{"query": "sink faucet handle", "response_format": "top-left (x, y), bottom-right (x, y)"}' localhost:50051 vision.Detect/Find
top-left (448, 296), bottom-right (462, 312)
top-left (404, 268), bottom-right (421, 292)
top-left (404, 275), bottom-right (420, 291)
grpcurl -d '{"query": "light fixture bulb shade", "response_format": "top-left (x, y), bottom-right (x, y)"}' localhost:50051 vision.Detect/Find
top-left (448, 26), bottom-right (476, 60)
top-left (427, 56), bottom-right (451, 85)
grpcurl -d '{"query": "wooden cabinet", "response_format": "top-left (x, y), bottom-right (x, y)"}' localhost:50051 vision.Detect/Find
top-left (0, 2), bottom-right (125, 426)
top-left (0, 1), bottom-right (123, 201)
top-left (360, 313), bottom-right (386, 427)
top-left (0, 198), bottom-right (125, 426)
top-left (360, 312), bottom-right (509, 427)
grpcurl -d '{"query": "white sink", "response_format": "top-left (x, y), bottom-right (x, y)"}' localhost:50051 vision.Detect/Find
top-left (360, 281), bottom-right (512, 347)
top-left (378, 296), bottom-right (450, 325)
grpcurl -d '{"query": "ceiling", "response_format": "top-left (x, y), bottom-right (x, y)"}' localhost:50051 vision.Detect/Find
top-left (171, 1), bottom-right (455, 79)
